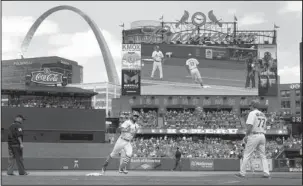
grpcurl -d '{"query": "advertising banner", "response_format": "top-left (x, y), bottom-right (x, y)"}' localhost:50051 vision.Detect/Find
top-left (214, 159), bottom-right (240, 171)
top-left (190, 159), bottom-right (214, 171)
top-left (240, 159), bottom-right (273, 172)
top-left (136, 128), bottom-right (288, 135)
top-left (205, 49), bottom-right (213, 59)
top-left (122, 44), bottom-right (141, 70)
top-left (289, 168), bottom-right (302, 172)
top-left (205, 48), bottom-right (229, 60)
top-left (121, 69), bottom-right (141, 95)
top-left (257, 44), bottom-right (278, 96)
top-left (129, 158), bottom-right (161, 170)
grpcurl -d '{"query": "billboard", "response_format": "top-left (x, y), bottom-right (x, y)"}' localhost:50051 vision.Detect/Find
top-left (257, 45), bottom-right (278, 96)
top-left (122, 44), bottom-right (141, 70)
top-left (1, 57), bottom-right (79, 85)
top-left (121, 69), bottom-right (141, 95)
top-left (140, 44), bottom-right (258, 95)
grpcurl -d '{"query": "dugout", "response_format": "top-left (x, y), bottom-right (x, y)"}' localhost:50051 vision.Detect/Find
top-left (1, 84), bottom-right (106, 143)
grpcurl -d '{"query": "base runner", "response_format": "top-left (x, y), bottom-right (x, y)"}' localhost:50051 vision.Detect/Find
top-left (185, 53), bottom-right (206, 88)
top-left (100, 111), bottom-right (140, 175)
top-left (236, 100), bottom-right (270, 178)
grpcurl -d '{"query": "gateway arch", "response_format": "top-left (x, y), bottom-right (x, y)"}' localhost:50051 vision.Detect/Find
top-left (21, 5), bottom-right (120, 85)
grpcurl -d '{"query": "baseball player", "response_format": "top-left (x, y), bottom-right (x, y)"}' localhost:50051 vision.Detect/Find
top-left (101, 111), bottom-right (140, 175)
top-left (151, 46), bottom-right (164, 80)
top-left (185, 53), bottom-right (204, 88)
top-left (235, 100), bottom-right (270, 178)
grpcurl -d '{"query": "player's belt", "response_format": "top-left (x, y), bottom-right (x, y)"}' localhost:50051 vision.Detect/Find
top-left (190, 67), bottom-right (197, 71)
top-left (120, 137), bottom-right (131, 142)
top-left (252, 132), bottom-right (264, 135)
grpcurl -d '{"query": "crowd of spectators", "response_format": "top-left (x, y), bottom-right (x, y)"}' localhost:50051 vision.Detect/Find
top-left (164, 110), bottom-right (241, 129)
top-left (4, 96), bottom-right (92, 109)
top-left (119, 109), bottom-right (288, 130)
top-left (131, 136), bottom-right (301, 159)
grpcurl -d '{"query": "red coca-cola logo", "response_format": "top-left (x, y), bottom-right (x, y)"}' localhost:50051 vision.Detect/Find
top-left (31, 68), bottom-right (63, 85)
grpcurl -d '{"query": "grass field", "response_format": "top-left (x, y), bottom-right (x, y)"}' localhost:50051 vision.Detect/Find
top-left (2, 171), bottom-right (302, 185)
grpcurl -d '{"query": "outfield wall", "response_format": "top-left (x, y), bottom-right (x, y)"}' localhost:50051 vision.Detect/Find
top-left (1, 157), bottom-right (301, 172)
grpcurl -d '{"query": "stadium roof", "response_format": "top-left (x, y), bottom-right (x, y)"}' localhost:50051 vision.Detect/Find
top-left (2, 84), bottom-right (97, 97)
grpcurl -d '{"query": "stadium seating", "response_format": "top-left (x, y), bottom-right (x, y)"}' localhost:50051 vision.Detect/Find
top-left (131, 136), bottom-right (302, 159)
top-left (119, 110), bottom-right (287, 130)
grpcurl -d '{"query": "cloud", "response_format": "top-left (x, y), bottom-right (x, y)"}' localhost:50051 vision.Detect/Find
top-left (238, 13), bottom-right (267, 26)
top-left (2, 16), bottom-right (59, 59)
top-left (279, 1), bottom-right (302, 14)
top-left (278, 65), bottom-right (300, 84)
top-left (48, 29), bottom-right (122, 83)
top-left (48, 29), bottom-right (121, 60)
top-left (2, 16), bottom-right (59, 37)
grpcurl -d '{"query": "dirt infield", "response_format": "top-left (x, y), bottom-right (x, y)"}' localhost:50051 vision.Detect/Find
top-left (2, 171), bottom-right (302, 185)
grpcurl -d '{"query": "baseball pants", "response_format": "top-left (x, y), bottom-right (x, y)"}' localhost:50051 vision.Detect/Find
top-left (7, 146), bottom-right (26, 175)
top-left (190, 68), bottom-right (202, 83)
top-left (119, 149), bottom-right (127, 170)
top-left (110, 137), bottom-right (133, 158)
top-left (240, 134), bottom-right (269, 176)
top-left (172, 159), bottom-right (181, 171)
top-left (245, 71), bottom-right (255, 88)
top-left (151, 62), bottom-right (163, 79)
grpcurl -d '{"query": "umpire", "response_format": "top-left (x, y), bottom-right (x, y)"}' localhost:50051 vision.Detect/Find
top-left (171, 147), bottom-right (182, 171)
top-left (7, 115), bottom-right (28, 176)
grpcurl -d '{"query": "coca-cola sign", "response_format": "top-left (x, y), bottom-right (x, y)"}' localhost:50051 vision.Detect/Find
top-left (31, 68), bottom-right (63, 85)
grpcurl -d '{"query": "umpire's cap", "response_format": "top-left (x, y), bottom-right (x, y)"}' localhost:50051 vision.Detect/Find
top-left (249, 99), bottom-right (260, 109)
top-left (15, 114), bottom-right (26, 120)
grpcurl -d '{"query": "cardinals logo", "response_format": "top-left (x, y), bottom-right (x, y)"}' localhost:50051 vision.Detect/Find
top-left (208, 10), bottom-right (222, 27)
top-left (176, 10), bottom-right (189, 28)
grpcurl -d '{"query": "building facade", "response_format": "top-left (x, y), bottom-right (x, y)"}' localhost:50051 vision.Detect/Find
top-left (2, 56), bottom-right (83, 86)
top-left (69, 82), bottom-right (121, 117)
top-left (278, 83), bottom-right (301, 115)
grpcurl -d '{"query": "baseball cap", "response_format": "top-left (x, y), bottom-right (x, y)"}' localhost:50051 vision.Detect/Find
top-left (132, 111), bottom-right (140, 117)
top-left (249, 100), bottom-right (260, 108)
top-left (16, 114), bottom-right (26, 120)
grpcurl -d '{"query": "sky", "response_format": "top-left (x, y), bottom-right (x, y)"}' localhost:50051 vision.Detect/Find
top-left (2, 1), bottom-right (302, 84)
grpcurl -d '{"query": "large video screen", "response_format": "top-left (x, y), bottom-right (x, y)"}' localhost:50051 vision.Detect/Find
top-left (140, 44), bottom-right (259, 95)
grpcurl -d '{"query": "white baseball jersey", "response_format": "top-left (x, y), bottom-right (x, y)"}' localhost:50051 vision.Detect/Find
top-left (152, 51), bottom-right (164, 62)
top-left (120, 119), bottom-right (140, 141)
top-left (186, 58), bottom-right (199, 70)
top-left (246, 109), bottom-right (267, 134)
